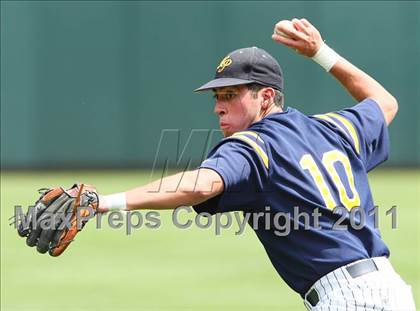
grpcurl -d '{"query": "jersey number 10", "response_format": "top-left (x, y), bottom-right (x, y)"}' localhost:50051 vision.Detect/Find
top-left (299, 150), bottom-right (361, 210)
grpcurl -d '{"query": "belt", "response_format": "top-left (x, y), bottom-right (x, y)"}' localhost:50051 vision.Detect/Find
top-left (305, 258), bottom-right (378, 307)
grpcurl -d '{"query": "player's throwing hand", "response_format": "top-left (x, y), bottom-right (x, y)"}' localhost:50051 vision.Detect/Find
top-left (272, 18), bottom-right (323, 57)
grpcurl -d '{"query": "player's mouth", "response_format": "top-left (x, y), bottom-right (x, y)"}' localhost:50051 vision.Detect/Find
top-left (219, 122), bottom-right (229, 129)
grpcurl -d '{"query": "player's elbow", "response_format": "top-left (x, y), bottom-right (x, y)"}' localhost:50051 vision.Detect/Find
top-left (385, 95), bottom-right (399, 125)
top-left (377, 94), bottom-right (398, 125)
top-left (178, 169), bottom-right (223, 205)
top-left (391, 95), bottom-right (399, 116)
top-left (178, 185), bottom-right (213, 206)
top-left (185, 181), bottom-right (220, 204)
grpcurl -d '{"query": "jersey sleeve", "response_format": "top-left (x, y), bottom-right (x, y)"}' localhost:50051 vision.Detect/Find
top-left (193, 134), bottom-right (268, 215)
top-left (315, 98), bottom-right (389, 171)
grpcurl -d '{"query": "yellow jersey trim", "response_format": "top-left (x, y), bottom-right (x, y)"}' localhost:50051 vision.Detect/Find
top-left (231, 133), bottom-right (269, 169)
top-left (327, 113), bottom-right (360, 155)
top-left (314, 114), bottom-right (349, 137)
top-left (233, 131), bottom-right (265, 144)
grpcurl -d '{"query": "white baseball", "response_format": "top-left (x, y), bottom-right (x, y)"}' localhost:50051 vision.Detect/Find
top-left (275, 20), bottom-right (294, 39)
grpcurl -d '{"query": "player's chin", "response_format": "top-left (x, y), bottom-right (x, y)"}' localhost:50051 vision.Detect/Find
top-left (221, 129), bottom-right (233, 137)
top-left (220, 124), bottom-right (239, 137)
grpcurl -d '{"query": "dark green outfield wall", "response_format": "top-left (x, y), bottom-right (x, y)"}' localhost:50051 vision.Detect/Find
top-left (1, 1), bottom-right (419, 168)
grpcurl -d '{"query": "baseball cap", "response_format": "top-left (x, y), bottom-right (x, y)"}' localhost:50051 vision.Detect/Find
top-left (195, 46), bottom-right (283, 92)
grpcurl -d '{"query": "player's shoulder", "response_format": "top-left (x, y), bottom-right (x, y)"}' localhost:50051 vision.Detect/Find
top-left (310, 98), bottom-right (383, 125)
top-left (212, 130), bottom-right (270, 170)
top-left (310, 98), bottom-right (386, 156)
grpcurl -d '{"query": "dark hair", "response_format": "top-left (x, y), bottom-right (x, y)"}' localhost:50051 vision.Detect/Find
top-left (246, 83), bottom-right (284, 108)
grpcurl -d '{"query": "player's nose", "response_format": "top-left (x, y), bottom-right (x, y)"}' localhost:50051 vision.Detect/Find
top-left (214, 101), bottom-right (227, 117)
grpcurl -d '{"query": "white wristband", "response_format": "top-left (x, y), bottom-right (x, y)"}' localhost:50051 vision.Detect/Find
top-left (311, 43), bottom-right (340, 72)
top-left (101, 193), bottom-right (127, 211)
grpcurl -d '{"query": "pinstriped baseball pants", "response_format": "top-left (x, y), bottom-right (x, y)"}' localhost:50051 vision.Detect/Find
top-left (303, 257), bottom-right (416, 311)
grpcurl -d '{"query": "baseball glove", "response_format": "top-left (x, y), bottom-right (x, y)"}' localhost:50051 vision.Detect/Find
top-left (17, 183), bottom-right (98, 256)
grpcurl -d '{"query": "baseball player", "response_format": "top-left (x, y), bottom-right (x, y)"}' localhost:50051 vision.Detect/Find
top-left (19, 18), bottom-right (416, 310)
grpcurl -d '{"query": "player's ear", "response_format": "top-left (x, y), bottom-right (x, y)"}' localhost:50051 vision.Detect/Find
top-left (261, 88), bottom-right (275, 109)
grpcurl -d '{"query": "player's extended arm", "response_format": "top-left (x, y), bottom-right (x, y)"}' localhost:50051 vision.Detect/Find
top-left (272, 18), bottom-right (398, 125)
top-left (98, 168), bottom-right (224, 212)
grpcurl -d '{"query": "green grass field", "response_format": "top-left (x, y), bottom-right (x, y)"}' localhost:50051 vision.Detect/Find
top-left (1, 169), bottom-right (419, 310)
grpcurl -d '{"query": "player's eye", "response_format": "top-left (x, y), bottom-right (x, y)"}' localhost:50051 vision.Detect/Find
top-left (217, 93), bottom-right (236, 101)
top-left (213, 91), bottom-right (238, 101)
top-left (225, 93), bottom-right (237, 100)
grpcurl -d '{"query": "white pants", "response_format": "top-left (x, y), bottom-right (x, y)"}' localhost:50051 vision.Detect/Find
top-left (304, 257), bottom-right (416, 311)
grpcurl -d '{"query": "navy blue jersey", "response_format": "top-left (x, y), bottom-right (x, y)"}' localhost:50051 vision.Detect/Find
top-left (193, 98), bottom-right (390, 296)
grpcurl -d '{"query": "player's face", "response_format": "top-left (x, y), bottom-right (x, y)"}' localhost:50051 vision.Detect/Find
top-left (213, 85), bottom-right (261, 137)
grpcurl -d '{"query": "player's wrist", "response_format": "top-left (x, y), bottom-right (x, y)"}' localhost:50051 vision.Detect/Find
top-left (311, 43), bottom-right (340, 72)
top-left (98, 192), bottom-right (127, 212)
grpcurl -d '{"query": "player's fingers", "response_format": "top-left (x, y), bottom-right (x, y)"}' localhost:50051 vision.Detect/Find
top-left (300, 18), bottom-right (313, 28)
top-left (292, 18), bottom-right (310, 35)
top-left (272, 33), bottom-right (301, 50)
top-left (273, 22), bottom-right (296, 40)
top-left (275, 22), bottom-right (307, 41)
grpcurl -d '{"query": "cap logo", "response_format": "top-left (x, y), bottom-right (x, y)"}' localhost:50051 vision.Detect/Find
top-left (216, 56), bottom-right (232, 73)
